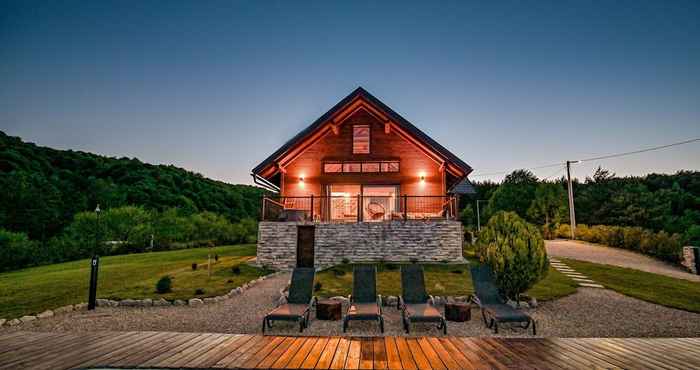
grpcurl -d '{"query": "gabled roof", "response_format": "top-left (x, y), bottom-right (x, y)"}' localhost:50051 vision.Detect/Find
top-left (251, 87), bottom-right (472, 178)
top-left (449, 178), bottom-right (477, 195)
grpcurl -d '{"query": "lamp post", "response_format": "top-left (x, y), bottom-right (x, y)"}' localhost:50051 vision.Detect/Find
top-left (88, 205), bottom-right (101, 310)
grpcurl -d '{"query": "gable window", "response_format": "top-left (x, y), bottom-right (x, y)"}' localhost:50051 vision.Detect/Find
top-left (353, 125), bottom-right (370, 154)
top-left (322, 160), bottom-right (399, 174)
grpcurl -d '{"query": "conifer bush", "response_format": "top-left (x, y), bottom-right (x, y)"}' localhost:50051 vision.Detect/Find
top-left (476, 211), bottom-right (548, 302)
top-left (155, 275), bottom-right (172, 294)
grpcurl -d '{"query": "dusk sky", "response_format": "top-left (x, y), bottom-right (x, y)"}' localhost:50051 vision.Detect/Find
top-left (1, 0), bottom-right (698, 184)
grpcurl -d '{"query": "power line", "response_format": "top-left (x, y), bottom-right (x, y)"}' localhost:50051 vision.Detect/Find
top-left (575, 137), bottom-right (700, 163)
top-left (469, 137), bottom-right (700, 178)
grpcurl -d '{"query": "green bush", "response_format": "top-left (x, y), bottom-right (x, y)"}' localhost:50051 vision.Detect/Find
top-left (0, 229), bottom-right (42, 272)
top-left (231, 265), bottom-right (241, 275)
top-left (155, 276), bottom-right (172, 294)
top-left (557, 223), bottom-right (684, 263)
top-left (476, 211), bottom-right (549, 302)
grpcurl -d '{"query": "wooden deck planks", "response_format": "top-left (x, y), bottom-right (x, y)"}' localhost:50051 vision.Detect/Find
top-left (1, 331), bottom-right (699, 370)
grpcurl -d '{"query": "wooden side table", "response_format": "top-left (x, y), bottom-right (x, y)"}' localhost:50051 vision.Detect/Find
top-left (444, 302), bottom-right (471, 322)
top-left (316, 299), bottom-right (342, 321)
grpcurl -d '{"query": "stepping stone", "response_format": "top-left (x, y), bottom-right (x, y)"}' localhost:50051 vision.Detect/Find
top-left (566, 274), bottom-right (589, 279)
top-left (579, 283), bottom-right (605, 288)
top-left (572, 278), bottom-right (596, 283)
top-left (557, 268), bottom-right (576, 272)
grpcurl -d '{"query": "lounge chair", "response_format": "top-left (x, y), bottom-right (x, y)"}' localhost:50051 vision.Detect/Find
top-left (469, 265), bottom-right (536, 335)
top-left (343, 265), bottom-right (384, 333)
top-left (399, 264), bottom-right (447, 334)
top-left (262, 267), bottom-right (316, 333)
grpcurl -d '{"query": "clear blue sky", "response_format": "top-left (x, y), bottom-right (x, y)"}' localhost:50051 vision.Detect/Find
top-left (1, 0), bottom-right (698, 184)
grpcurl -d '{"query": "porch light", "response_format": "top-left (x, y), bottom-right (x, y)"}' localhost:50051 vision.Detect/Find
top-left (299, 175), bottom-right (305, 188)
top-left (419, 173), bottom-right (426, 183)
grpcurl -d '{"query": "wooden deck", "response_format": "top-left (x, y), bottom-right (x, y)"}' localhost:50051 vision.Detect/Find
top-left (1, 331), bottom-right (699, 369)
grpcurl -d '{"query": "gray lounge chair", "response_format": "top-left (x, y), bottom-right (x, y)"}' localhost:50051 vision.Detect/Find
top-left (263, 267), bottom-right (316, 333)
top-left (343, 265), bottom-right (384, 333)
top-left (469, 265), bottom-right (536, 335)
top-left (399, 264), bottom-right (447, 334)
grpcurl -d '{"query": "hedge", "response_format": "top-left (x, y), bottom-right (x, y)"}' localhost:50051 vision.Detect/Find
top-left (554, 224), bottom-right (684, 263)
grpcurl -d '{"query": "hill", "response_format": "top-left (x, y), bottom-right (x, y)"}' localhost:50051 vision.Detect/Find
top-left (0, 131), bottom-right (266, 241)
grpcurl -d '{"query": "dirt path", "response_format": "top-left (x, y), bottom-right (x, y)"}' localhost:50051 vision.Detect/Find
top-left (546, 239), bottom-right (700, 282)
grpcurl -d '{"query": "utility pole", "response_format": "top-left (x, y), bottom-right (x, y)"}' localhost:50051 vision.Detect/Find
top-left (476, 199), bottom-right (485, 232)
top-left (566, 161), bottom-right (578, 239)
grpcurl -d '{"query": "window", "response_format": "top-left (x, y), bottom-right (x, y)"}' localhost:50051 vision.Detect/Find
top-left (343, 162), bottom-right (362, 172)
top-left (362, 162), bottom-right (380, 173)
top-left (381, 161), bottom-right (400, 173)
top-left (323, 163), bottom-right (342, 173)
top-left (323, 160), bottom-right (400, 174)
top-left (353, 125), bottom-right (370, 154)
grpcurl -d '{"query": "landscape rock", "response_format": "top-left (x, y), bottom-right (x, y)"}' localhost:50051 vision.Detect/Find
top-left (96, 299), bottom-right (110, 307)
top-left (109, 300), bottom-right (120, 307)
top-left (74, 303), bottom-right (88, 311)
top-left (329, 296), bottom-right (349, 303)
top-left (153, 298), bottom-right (170, 306)
top-left (7, 319), bottom-right (20, 326)
top-left (229, 288), bottom-right (239, 296)
top-left (432, 296), bottom-right (445, 306)
top-left (37, 310), bottom-right (54, 319)
top-left (384, 296), bottom-right (398, 307)
top-left (173, 300), bottom-right (187, 306)
top-left (140, 298), bottom-right (153, 307)
top-left (20, 315), bottom-right (37, 323)
top-left (529, 297), bottom-right (538, 308)
top-left (235, 287), bottom-right (243, 294)
top-left (120, 299), bottom-right (138, 307)
top-left (203, 298), bottom-right (216, 304)
top-left (454, 296), bottom-right (469, 303)
top-left (188, 298), bottom-right (203, 306)
top-left (54, 305), bottom-right (74, 314)
top-left (0, 319), bottom-right (6, 326)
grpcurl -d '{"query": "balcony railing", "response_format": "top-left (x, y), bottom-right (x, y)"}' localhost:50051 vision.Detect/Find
top-left (261, 195), bottom-right (458, 222)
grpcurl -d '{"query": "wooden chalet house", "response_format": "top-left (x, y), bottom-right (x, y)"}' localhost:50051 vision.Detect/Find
top-left (252, 87), bottom-right (474, 270)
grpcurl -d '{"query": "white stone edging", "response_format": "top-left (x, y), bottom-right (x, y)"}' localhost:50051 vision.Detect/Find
top-left (0, 271), bottom-right (284, 328)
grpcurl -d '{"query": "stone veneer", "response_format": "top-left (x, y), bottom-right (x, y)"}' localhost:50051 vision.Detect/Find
top-left (681, 246), bottom-right (699, 275)
top-left (256, 220), bottom-right (464, 270)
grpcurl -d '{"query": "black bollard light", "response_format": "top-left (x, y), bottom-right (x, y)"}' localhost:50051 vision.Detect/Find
top-left (88, 255), bottom-right (99, 310)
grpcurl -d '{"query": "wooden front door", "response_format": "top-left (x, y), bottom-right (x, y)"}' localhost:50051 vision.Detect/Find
top-left (296, 226), bottom-right (315, 268)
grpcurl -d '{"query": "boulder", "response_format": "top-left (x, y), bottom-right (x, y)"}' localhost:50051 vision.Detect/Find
top-left (37, 310), bottom-right (54, 319)
top-left (173, 300), bottom-right (187, 306)
top-left (54, 305), bottom-right (74, 314)
top-left (7, 319), bottom-right (21, 326)
top-left (528, 297), bottom-right (538, 308)
top-left (153, 298), bottom-right (170, 307)
top-left (20, 315), bottom-right (37, 323)
top-left (188, 298), bottom-right (204, 306)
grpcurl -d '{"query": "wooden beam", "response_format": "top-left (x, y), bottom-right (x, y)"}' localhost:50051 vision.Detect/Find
top-left (330, 124), bottom-right (339, 135)
top-left (384, 121), bottom-right (391, 134)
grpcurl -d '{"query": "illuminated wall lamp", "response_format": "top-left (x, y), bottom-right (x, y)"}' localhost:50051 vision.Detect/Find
top-left (419, 174), bottom-right (426, 183)
top-left (299, 176), bottom-right (305, 188)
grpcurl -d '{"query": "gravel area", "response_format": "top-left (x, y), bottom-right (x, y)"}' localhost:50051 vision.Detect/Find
top-left (546, 239), bottom-right (700, 282)
top-left (3, 271), bottom-right (700, 338)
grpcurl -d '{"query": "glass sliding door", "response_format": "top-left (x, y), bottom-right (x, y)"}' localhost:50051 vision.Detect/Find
top-left (362, 185), bottom-right (400, 221)
top-left (327, 184), bottom-right (361, 222)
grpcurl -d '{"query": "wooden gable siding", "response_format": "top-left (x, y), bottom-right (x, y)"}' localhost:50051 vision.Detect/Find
top-left (281, 109), bottom-right (445, 198)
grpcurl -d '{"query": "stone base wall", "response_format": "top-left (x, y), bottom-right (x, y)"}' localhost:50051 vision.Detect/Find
top-left (256, 220), bottom-right (464, 270)
top-left (681, 246), bottom-right (699, 275)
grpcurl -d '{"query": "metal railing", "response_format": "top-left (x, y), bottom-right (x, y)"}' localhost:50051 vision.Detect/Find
top-left (261, 195), bottom-right (457, 222)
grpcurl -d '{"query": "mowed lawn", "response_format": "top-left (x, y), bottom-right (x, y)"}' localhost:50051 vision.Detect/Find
top-left (564, 258), bottom-right (700, 313)
top-left (315, 263), bottom-right (577, 301)
top-left (0, 245), bottom-right (269, 319)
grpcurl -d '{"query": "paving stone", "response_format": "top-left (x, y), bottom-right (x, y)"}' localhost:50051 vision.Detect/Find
top-left (579, 283), bottom-right (605, 288)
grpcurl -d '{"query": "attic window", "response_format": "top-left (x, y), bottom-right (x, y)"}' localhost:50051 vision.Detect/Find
top-left (353, 125), bottom-right (370, 154)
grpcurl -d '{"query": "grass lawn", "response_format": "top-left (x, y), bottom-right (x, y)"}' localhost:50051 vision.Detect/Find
top-left (314, 263), bottom-right (577, 302)
top-left (564, 258), bottom-right (700, 313)
top-left (0, 244), bottom-right (270, 319)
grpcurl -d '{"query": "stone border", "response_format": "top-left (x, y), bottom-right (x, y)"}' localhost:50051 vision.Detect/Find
top-left (0, 271), bottom-right (285, 328)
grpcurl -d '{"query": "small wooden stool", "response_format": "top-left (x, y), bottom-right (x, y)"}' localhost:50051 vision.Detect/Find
top-left (444, 302), bottom-right (471, 322)
top-left (316, 299), bottom-right (342, 321)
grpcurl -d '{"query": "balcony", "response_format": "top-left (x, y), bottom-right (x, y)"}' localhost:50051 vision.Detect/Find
top-left (261, 195), bottom-right (458, 222)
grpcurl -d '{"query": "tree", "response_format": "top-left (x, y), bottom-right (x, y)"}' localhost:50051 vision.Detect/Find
top-left (527, 182), bottom-right (568, 226)
top-left (484, 169), bottom-right (539, 221)
top-left (476, 212), bottom-right (548, 303)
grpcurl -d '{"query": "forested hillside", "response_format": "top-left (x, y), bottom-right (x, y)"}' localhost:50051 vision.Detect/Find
top-left (0, 131), bottom-right (265, 241)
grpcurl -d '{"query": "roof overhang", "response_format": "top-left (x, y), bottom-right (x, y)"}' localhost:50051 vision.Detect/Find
top-left (252, 87), bottom-right (473, 181)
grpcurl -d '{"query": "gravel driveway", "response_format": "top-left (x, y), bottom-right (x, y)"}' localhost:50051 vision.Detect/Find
top-left (546, 239), bottom-right (700, 282)
top-left (4, 271), bottom-right (700, 338)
